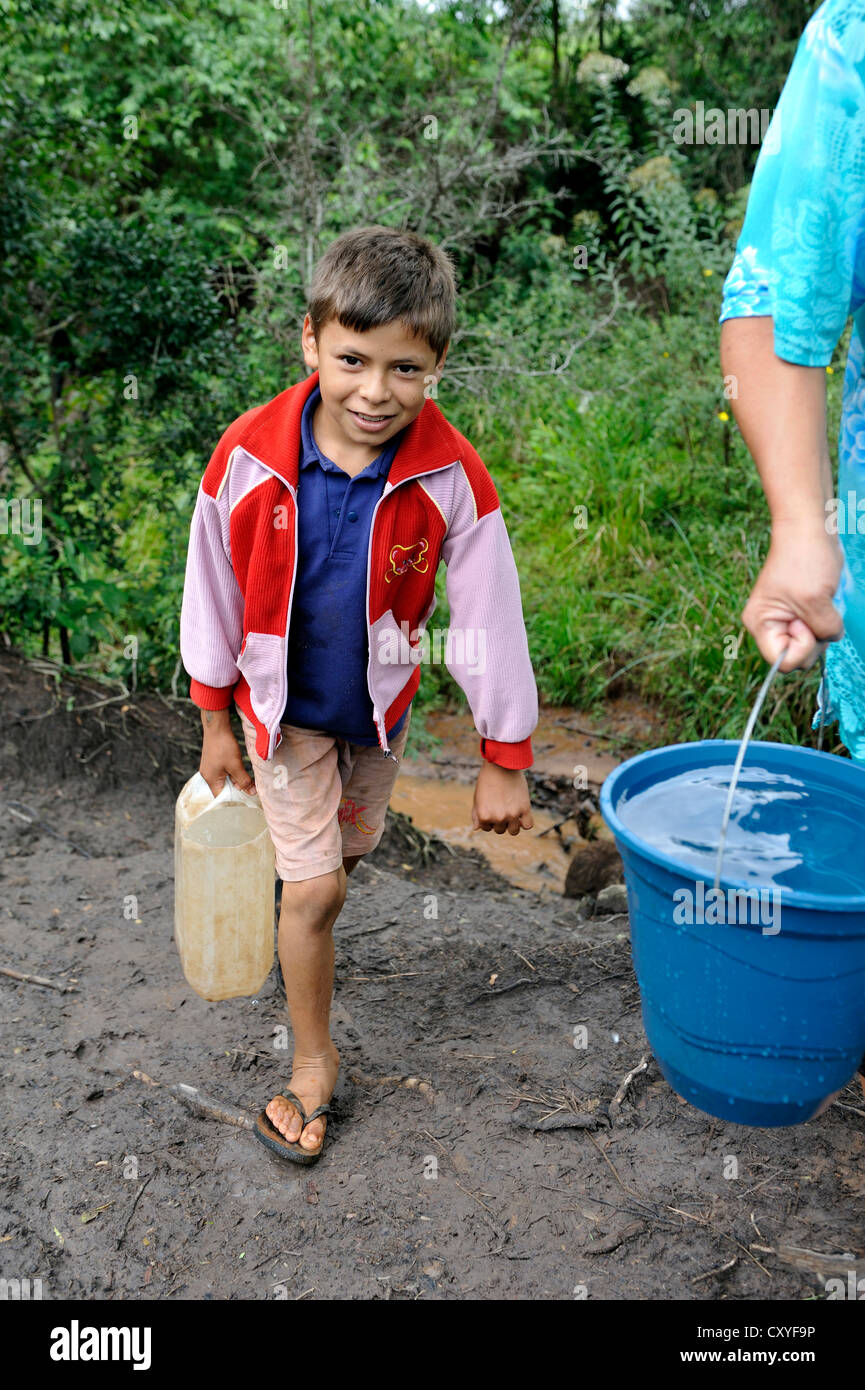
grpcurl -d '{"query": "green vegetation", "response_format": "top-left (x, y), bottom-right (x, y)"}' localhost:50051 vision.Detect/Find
top-left (0, 0), bottom-right (838, 745)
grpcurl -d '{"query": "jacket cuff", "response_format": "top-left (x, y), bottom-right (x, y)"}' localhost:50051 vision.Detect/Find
top-left (480, 736), bottom-right (534, 770)
top-left (189, 677), bottom-right (237, 710)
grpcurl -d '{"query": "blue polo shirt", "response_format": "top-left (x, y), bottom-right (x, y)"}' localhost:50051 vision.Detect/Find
top-left (282, 385), bottom-right (410, 744)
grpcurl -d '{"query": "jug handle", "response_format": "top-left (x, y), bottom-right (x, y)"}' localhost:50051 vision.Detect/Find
top-left (713, 648), bottom-right (827, 892)
top-left (196, 772), bottom-right (260, 808)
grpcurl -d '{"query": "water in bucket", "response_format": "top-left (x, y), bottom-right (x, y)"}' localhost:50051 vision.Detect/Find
top-left (601, 740), bottom-right (865, 1127)
top-left (617, 762), bottom-right (865, 895)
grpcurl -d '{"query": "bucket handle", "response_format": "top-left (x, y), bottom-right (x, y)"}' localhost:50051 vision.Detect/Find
top-left (713, 648), bottom-right (827, 892)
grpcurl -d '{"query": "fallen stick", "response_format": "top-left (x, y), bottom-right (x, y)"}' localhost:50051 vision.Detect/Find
top-left (77, 740), bottom-right (112, 765)
top-left (116, 1173), bottom-right (153, 1251)
top-left (750, 1244), bottom-right (860, 1279)
top-left (609, 1053), bottom-right (650, 1120)
top-left (516, 1103), bottom-right (606, 1132)
top-left (665, 1206), bottom-right (771, 1279)
top-left (832, 1099), bottom-right (865, 1117)
top-left (0, 966), bottom-right (77, 993)
top-left (16, 690), bottom-right (129, 723)
top-left (584, 1220), bottom-right (645, 1256)
top-left (343, 971), bottom-right (425, 982)
top-left (537, 815), bottom-right (577, 838)
top-left (132, 1070), bottom-right (255, 1130)
top-left (3, 800), bottom-right (92, 858)
top-left (691, 1256), bottom-right (737, 1285)
top-left (585, 1130), bottom-right (647, 1204)
top-left (168, 1083), bottom-right (255, 1130)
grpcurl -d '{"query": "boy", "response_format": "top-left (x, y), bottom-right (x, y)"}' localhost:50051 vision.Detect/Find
top-left (179, 225), bottom-right (538, 1163)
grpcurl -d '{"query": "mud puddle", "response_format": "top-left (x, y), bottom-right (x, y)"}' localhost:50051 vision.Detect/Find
top-left (397, 701), bottom-right (663, 892)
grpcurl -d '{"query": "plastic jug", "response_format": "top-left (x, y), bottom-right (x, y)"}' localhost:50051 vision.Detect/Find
top-left (174, 772), bottom-right (275, 1001)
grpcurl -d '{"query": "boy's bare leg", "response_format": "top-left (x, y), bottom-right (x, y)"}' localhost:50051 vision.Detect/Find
top-left (264, 855), bottom-right (363, 1151)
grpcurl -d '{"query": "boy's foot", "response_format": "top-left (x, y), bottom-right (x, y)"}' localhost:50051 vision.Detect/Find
top-left (264, 1043), bottom-right (339, 1154)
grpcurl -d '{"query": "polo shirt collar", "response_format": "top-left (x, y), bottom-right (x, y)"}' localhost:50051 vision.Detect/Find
top-left (300, 385), bottom-right (398, 478)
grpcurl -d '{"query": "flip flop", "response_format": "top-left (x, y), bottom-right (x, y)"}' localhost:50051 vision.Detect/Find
top-left (253, 1087), bottom-right (333, 1165)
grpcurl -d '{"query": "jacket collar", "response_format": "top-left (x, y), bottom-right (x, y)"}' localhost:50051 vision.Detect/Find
top-left (235, 371), bottom-right (461, 491)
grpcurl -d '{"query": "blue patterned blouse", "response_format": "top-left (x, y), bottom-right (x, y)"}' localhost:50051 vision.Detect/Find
top-left (719, 0), bottom-right (865, 761)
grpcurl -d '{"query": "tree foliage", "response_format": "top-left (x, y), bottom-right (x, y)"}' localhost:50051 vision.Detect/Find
top-left (0, 0), bottom-right (823, 730)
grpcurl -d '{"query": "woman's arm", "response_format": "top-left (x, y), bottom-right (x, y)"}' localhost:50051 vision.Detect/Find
top-left (720, 316), bottom-right (843, 670)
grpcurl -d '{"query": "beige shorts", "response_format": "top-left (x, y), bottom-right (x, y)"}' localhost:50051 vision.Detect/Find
top-left (237, 705), bottom-right (411, 882)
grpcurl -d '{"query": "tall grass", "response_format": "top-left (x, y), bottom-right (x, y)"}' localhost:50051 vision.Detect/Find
top-left (427, 284), bottom-right (846, 749)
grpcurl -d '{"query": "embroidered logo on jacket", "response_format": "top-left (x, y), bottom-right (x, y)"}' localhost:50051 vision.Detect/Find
top-left (385, 538), bottom-right (429, 583)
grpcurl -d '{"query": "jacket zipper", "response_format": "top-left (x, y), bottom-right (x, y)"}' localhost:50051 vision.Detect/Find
top-left (270, 482), bottom-right (298, 760)
top-left (244, 452), bottom-right (455, 760)
top-left (365, 462), bottom-right (455, 758)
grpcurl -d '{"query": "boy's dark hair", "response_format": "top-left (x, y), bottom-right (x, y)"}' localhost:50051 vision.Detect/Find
top-left (307, 225), bottom-right (456, 360)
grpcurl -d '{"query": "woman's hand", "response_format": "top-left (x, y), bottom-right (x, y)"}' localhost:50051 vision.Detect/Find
top-left (471, 761), bottom-right (534, 836)
top-left (742, 520), bottom-right (844, 671)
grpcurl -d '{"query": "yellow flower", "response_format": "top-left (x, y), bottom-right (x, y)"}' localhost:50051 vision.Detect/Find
top-left (662, 350), bottom-right (670, 358)
top-left (703, 268), bottom-right (713, 276)
top-left (718, 411), bottom-right (729, 422)
top-left (826, 366), bottom-right (835, 375)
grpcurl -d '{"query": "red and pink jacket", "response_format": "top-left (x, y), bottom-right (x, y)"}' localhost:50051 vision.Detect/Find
top-left (179, 371), bottom-right (538, 768)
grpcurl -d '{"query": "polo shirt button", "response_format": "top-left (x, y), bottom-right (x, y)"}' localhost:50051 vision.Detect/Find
top-left (347, 510), bottom-right (358, 522)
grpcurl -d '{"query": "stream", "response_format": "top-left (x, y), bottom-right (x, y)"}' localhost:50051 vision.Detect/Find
top-left (396, 701), bottom-right (661, 893)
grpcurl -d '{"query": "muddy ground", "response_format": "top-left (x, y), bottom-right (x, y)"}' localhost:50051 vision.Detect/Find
top-left (1, 646), bottom-right (863, 1302)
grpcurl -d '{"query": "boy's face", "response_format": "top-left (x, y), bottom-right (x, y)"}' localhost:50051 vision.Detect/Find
top-left (301, 314), bottom-right (448, 455)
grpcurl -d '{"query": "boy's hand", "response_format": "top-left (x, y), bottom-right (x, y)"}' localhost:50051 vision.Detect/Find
top-left (471, 761), bottom-right (534, 836)
top-left (199, 708), bottom-right (257, 798)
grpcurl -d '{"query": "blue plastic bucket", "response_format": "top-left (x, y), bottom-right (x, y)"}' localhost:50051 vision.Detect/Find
top-left (600, 740), bottom-right (865, 1127)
